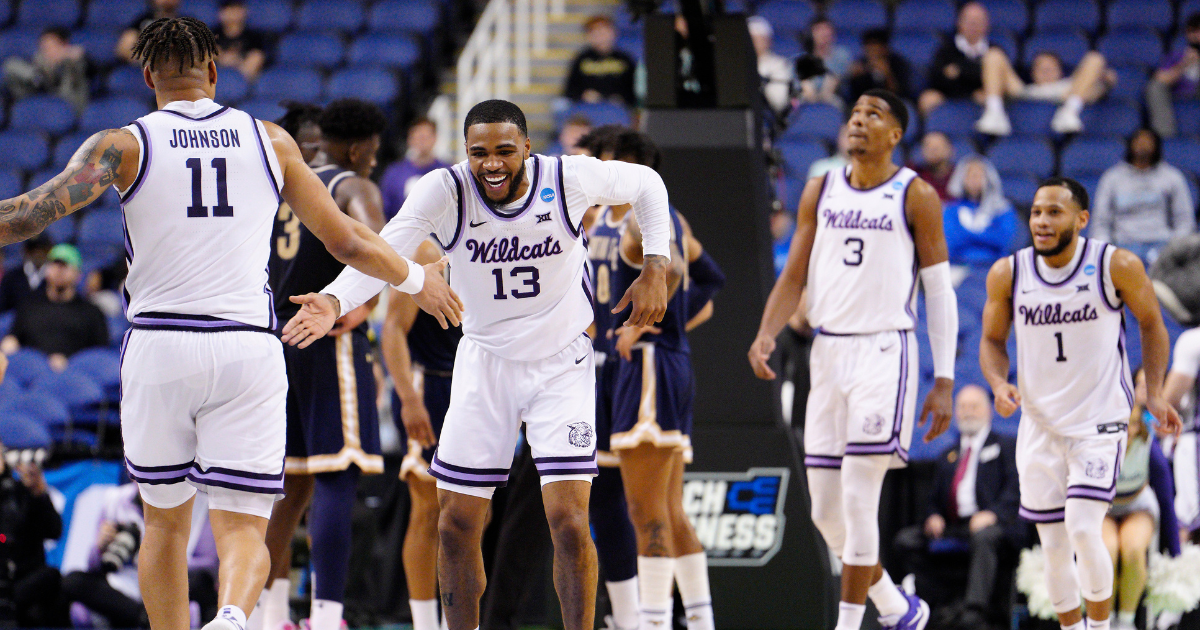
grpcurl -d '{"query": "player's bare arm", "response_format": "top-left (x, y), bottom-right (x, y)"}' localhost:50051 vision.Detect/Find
top-left (907, 176), bottom-right (956, 441)
top-left (980, 258), bottom-right (1021, 417)
top-left (1164, 369), bottom-right (1194, 413)
top-left (327, 176), bottom-right (387, 335)
top-left (0, 128), bottom-right (139, 246)
top-left (380, 241), bottom-right (443, 448)
top-left (1111, 247), bottom-right (1183, 435)
top-left (749, 175), bottom-right (822, 380)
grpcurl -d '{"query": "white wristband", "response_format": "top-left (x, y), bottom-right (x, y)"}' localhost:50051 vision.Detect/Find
top-left (393, 257), bottom-right (425, 294)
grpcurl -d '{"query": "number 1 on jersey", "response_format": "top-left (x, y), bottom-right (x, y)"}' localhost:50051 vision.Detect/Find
top-left (1054, 331), bottom-right (1067, 362)
top-left (185, 157), bottom-right (234, 218)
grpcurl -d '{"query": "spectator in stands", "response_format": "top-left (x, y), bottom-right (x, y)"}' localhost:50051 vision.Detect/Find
top-left (116, 0), bottom-right (182, 63)
top-left (563, 15), bottom-right (636, 106)
top-left (1092, 129), bottom-right (1195, 264)
top-left (807, 124), bottom-right (850, 179)
top-left (846, 29), bottom-right (913, 103)
top-left (943, 155), bottom-right (1020, 267)
top-left (1146, 13), bottom-right (1200, 138)
top-left (749, 16), bottom-right (794, 118)
top-left (0, 233), bottom-right (51, 314)
top-left (975, 50), bottom-right (1115, 136)
top-left (920, 2), bottom-right (990, 115)
top-left (212, 0), bottom-right (267, 81)
top-left (910, 131), bottom-right (956, 201)
top-left (1, 244), bottom-right (108, 371)
top-left (2, 28), bottom-right (89, 112)
top-left (0, 440), bottom-right (67, 628)
top-left (550, 115), bottom-right (592, 157)
top-left (892, 385), bottom-right (1022, 625)
top-left (380, 117), bottom-right (449, 220)
top-left (797, 18), bottom-right (849, 106)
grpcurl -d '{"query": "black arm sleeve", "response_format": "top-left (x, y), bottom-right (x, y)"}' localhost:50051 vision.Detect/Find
top-left (686, 250), bottom-right (725, 320)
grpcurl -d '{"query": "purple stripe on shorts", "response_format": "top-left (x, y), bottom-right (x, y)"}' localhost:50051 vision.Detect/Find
top-left (804, 455), bottom-right (843, 468)
top-left (429, 456), bottom-right (510, 487)
top-left (1066, 484), bottom-right (1116, 502)
top-left (186, 475), bottom-right (280, 494)
top-left (845, 437), bottom-right (902, 456)
top-left (891, 331), bottom-right (909, 438)
top-left (125, 458), bottom-right (192, 478)
top-left (538, 465), bottom-right (599, 476)
top-left (535, 459), bottom-right (597, 472)
top-left (1019, 505), bottom-right (1066, 522)
top-left (533, 451), bottom-right (597, 464)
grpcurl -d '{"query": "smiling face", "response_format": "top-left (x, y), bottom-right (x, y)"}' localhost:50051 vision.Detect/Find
top-left (1029, 185), bottom-right (1088, 258)
top-left (846, 95), bottom-right (902, 158)
top-left (466, 122), bottom-right (531, 206)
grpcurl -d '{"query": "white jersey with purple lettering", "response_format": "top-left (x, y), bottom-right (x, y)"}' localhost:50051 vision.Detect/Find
top-left (1012, 238), bottom-right (1134, 437)
top-left (806, 165), bottom-right (920, 334)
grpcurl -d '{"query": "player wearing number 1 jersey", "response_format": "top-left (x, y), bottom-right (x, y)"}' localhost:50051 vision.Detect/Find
top-left (750, 89), bottom-right (958, 630)
top-left (0, 17), bottom-right (462, 630)
top-left (980, 177), bottom-right (1182, 630)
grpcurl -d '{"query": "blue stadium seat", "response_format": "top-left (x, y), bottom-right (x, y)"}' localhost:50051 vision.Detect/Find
top-left (0, 311), bottom-right (12, 338)
top-left (0, 413), bottom-right (53, 450)
top-left (181, 0), bottom-right (219, 24)
top-left (69, 347), bottom-right (121, 403)
top-left (108, 313), bottom-right (129, 346)
top-left (10, 95), bottom-right (76, 136)
top-left (989, 30), bottom-right (1018, 63)
top-left (826, 0), bottom-right (887, 33)
top-left (218, 68), bottom-right (251, 104)
top-left (1163, 139), bottom-right (1200, 178)
top-left (31, 370), bottom-right (105, 420)
top-left (0, 169), bottom-right (22, 198)
top-left (1061, 138), bottom-right (1124, 177)
top-left (240, 99), bottom-right (287, 122)
top-left (295, 0), bottom-right (365, 32)
top-left (84, 0), bottom-right (144, 28)
top-left (246, 0), bottom-right (294, 32)
top-left (44, 214), bottom-right (76, 245)
top-left (72, 28), bottom-right (119, 67)
top-left (1022, 30), bottom-right (1090, 68)
top-left (782, 103), bottom-right (843, 142)
top-left (276, 31), bottom-right (345, 68)
top-left (978, 0), bottom-right (1027, 33)
top-left (6, 349), bottom-right (52, 388)
top-left (988, 137), bottom-right (1055, 178)
top-left (924, 100), bottom-right (980, 138)
top-left (1001, 174), bottom-right (1040, 207)
top-left (893, 0), bottom-right (955, 33)
top-left (1008, 100), bottom-right (1056, 137)
top-left (1183, 0), bottom-right (1200, 25)
top-left (18, 0), bottom-right (81, 29)
top-left (347, 33), bottom-right (422, 69)
top-left (79, 97), bottom-right (147, 135)
top-left (946, 137), bottom-right (977, 163)
top-left (777, 139), bottom-right (829, 178)
top-left (77, 208), bottom-right (127, 248)
top-left (1079, 100), bottom-right (1140, 138)
top-left (754, 0), bottom-right (816, 39)
top-left (1176, 102), bottom-right (1200, 138)
top-left (0, 1), bottom-right (13, 26)
top-left (557, 102), bottom-right (632, 130)
top-left (778, 177), bottom-right (804, 212)
top-left (368, 0), bottom-right (441, 35)
top-left (105, 65), bottom-right (148, 96)
top-left (0, 131), bottom-right (50, 171)
top-left (891, 30), bottom-right (939, 70)
top-left (2, 390), bottom-right (70, 429)
top-left (1033, 0), bottom-right (1099, 35)
top-left (53, 133), bottom-right (90, 169)
top-left (1107, 65), bottom-right (1148, 101)
top-left (1097, 30), bottom-right (1164, 69)
top-left (1105, 0), bottom-right (1172, 33)
top-left (254, 68), bottom-right (324, 103)
top-left (0, 29), bottom-right (41, 63)
top-left (327, 67), bottom-right (400, 104)
top-left (615, 31), bottom-right (644, 60)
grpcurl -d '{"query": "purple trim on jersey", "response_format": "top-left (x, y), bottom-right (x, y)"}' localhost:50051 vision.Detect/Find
top-left (904, 258), bottom-right (918, 327)
top-left (1097, 243), bottom-right (1123, 312)
top-left (890, 330), bottom-right (910, 437)
top-left (249, 113), bottom-right (283, 204)
top-left (1117, 323), bottom-right (1135, 409)
top-left (444, 167), bottom-right (466, 252)
top-left (159, 106), bottom-right (232, 122)
top-left (804, 454), bottom-right (843, 468)
top-left (1019, 505), bottom-right (1066, 522)
top-left (813, 327), bottom-right (856, 336)
top-left (120, 209), bottom-right (133, 263)
top-left (899, 176), bottom-right (916, 240)
top-left (841, 164), bottom-right (907, 192)
top-left (555, 156), bottom-right (581, 238)
top-left (1010, 253), bottom-right (1020, 310)
top-left (817, 170), bottom-right (830, 202)
top-left (262, 265), bottom-right (277, 331)
top-left (120, 121), bottom-right (152, 203)
top-left (125, 458), bottom-right (192, 484)
top-left (1032, 239), bottom-right (1091, 288)
top-left (118, 328), bottom-right (130, 397)
top-left (471, 155), bottom-right (542, 221)
top-left (131, 312), bottom-right (275, 335)
top-left (428, 455), bottom-right (510, 487)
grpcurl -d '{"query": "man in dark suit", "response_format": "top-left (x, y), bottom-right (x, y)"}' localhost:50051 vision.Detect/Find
top-left (893, 384), bottom-right (1022, 625)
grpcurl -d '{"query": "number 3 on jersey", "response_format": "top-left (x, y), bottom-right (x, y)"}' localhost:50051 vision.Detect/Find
top-left (492, 266), bottom-right (541, 299)
top-left (844, 237), bottom-right (864, 266)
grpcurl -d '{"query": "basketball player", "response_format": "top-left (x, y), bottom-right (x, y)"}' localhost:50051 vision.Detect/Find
top-left (281, 99), bottom-right (671, 630)
top-left (380, 238), bottom-right (463, 630)
top-left (0, 18), bottom-right (462, 630)
top-left (980, 177), bottom-right (1182, 630)
top-left (258, 99), bottom-right (391, 630)
top-left (749, 89), bottom-right (958, 630)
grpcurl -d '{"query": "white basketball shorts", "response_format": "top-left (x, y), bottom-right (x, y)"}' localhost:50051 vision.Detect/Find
top-left (1016, 417), bottom-right (1127, 523)
top-left (429, 333), bottom-right (598, 499)
top-left (120, 328), bottom-right (287, 518)
top-left (803, 329), bottom-right (918, 470)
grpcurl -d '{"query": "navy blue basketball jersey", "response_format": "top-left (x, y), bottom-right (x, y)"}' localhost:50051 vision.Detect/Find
top-left (409, 309), bottom-right (462, 373)
top-left (588, 206), bottom-right (624, 357)
top-left (612, 206), bottom-right (689, 353)
top-left (269, 164), bottom-right (356, 324)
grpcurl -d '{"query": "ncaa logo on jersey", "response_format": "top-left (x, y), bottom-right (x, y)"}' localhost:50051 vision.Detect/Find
top-left (1085, 458), bottom-right (1109, 479)
top-left (567, 422), bottom-right (593, 448)
top-left (682, 468), bottom-right (790, 566)
top-left (1084, 264), bottom-right (1097, 276)
top-left (892, 181), bottom-right (904, 190)
top-left (540, 187), bottom-right (556, 203)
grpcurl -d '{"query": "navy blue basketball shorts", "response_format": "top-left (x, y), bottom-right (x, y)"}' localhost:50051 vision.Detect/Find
top-left (595, 353), bottom-right (620, 467)
top-left (610, 343), bottom-right (694, 462)
top-left (394, 370), bottom-right (452, 482)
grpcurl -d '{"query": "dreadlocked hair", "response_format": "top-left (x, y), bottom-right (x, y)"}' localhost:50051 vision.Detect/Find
top-left (276, 101), bottom-right (323, 140)
top-left (131, 17), bottom-right (220, 74)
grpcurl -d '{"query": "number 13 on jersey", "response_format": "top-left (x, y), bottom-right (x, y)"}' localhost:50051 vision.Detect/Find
top-left (492, 266), bottom-right (541, 299)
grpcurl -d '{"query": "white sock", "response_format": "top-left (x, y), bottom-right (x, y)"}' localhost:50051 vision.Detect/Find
top-left (216, 606), bottom-right (248, 630)
top-left (835, 602), bottom-right (867, 630)
top-left (410, 599), bottom-right (438, 630)
top-left (246, 593), bottom-right (265, 630)
top-left (309, 600), bottom-right (342, 630)
top-left (606, 577), bottom-right (640, 630)
top-left (438, 610), bottom-right (449, 630)
top-left (1064, 94), bottom-right (1084, 114)
top-left (637, 557), bottom-right (675, 630)
top-left (1063, 621), bottom-right (1085, 630)
top-left (262, 578), bottom-right (291, 630)
top-left (1117, 612), bottom-right (1135, 627)
top-left (1088, 616), bottom-right (1111, 630)
top-left (867, 571), bottom-right (910, 619)
top-left (986, 94), bottom-right (1004, 114)
top-left (673, 553), bottom-right (713, 630)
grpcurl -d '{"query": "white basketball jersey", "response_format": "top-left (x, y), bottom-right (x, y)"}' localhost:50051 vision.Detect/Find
top-left (441, 155), bottom-right (592, 361)
top-left (119, 99), bottom-right (283, 331)
top-left (1012, 238), bottom-right (1134, 437)
top-left (806, 165), bottom-right (920, 334)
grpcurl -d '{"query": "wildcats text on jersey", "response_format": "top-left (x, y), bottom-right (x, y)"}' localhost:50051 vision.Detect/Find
top-left (821, 208), bottom-right (895, 231)
top-left (465, 235), bottom-right (564, 263)
top-left (683, 468), bottom-right (790, 566)
top-left (1018, 302), bottom-right (1100, 326)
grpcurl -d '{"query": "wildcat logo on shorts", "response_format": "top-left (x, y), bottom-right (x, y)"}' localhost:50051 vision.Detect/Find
top-left (567, 422), bottom-right (593, 448)
top-left (1085, 458), bottom-right (1109, 479)
top-left (682, 468), bottom-right (789, 566)
top-left (862, 413), bottom-right (885, 435)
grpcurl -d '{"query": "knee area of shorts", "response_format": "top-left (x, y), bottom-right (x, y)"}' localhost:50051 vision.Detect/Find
top-left (138, 481), bottom-right (197, 510)
top-left (207, 486), bottom-right (276, 519)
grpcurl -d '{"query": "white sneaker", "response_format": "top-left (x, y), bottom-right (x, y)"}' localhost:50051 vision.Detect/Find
top-left (1051, 105), bottom-right (1083, 134)
top-left (202, 617), bottom-right (242, 630)
top-left (976, 108), bottom-right (1012, 136)
top-left (900, 573), bottom-right (916, 595)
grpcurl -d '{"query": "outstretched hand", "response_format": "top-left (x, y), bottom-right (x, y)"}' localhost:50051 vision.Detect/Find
top-left (612, 255), bottom-right (668, 328)
top-left (281, 293), bottom-right (340, 348)
top-left (1147, 396), bottom-right (1183, 437)
top-left (411, 257), bottom-right (464, 330)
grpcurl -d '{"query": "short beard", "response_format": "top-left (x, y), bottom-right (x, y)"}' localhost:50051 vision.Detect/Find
top-left (474, 161), bottom-right (527, 209)
top-left (1034, 228), bottom-right (1076, 258)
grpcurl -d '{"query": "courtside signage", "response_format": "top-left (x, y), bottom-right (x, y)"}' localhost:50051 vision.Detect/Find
top-left (682, 467), bottom-right (789, 566)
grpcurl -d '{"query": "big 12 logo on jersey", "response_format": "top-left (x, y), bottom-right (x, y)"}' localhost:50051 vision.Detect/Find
top-left (682, 468), bottom-right (789, 566)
